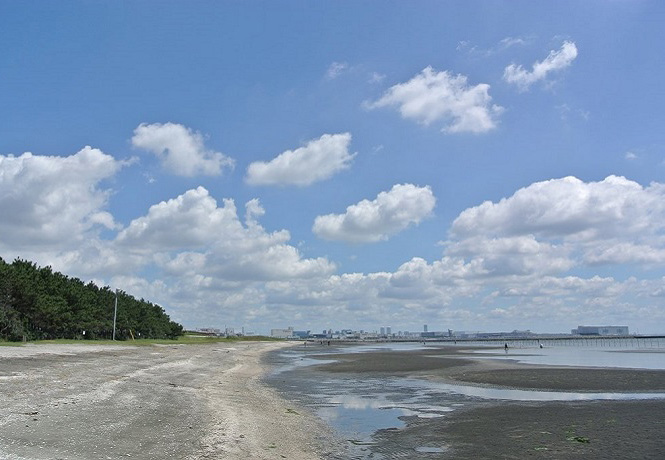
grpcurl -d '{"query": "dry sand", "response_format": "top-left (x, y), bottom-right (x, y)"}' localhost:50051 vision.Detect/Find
top-left (0, 341), bottom-right (341, 460)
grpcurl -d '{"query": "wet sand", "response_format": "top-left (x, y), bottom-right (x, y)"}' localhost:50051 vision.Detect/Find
top-left (311, 345), bottom-right (665, 459)
top-left (0, 342), bottom-right (342, 460)
top-left (313, 346), bottom-right (665, 392)
top-left (372, 399), bottom-right (665, 459)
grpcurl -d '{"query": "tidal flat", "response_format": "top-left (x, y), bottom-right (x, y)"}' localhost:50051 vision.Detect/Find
top-left (265, 342), bottom-right (665, 459)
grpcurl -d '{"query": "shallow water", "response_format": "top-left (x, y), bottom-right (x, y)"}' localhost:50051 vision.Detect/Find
top-left (476, 345), bottom-right (665, 370)
top-left (269, 372), bottom-right (464, 445)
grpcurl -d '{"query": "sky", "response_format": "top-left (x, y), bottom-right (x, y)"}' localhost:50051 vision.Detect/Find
top-left (1, 1), bottom-right (665, 335)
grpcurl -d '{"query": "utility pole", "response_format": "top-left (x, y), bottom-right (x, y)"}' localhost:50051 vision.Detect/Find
top-left (112, 289), bottom-right (118, 341)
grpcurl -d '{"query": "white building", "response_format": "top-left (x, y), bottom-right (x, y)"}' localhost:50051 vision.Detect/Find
top-left (572, 325), bottom-right (629, 336)
top-left (271, 327), bottom-right (294, 339)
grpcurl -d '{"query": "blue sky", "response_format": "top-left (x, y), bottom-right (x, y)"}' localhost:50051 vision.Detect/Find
top-left (2, 1), bottom-right (665, 334)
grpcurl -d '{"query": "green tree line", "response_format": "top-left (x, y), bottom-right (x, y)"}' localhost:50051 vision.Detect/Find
top-left (0, 257), bottom-right (183, 341)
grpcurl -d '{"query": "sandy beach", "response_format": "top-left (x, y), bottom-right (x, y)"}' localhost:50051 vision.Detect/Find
top-left (4, 342), bottom-right (665, 459)
top-left (0, 342), bottom-right (342, 460)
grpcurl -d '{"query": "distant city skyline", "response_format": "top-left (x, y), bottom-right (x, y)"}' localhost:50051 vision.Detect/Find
top-left (238, 322), bottom-right (634, 337)
top-left (2, 2), bottom-right (665, 334)
top-left (266, 323), bottom-right (633, 340)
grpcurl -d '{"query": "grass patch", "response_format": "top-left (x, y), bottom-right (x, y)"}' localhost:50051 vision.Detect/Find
top-left (1, 335), bottom-right (284, 347)
top-left (567, 436), bottom-right (590, 443)
top-left (565, 424), bottom-right (590, 444)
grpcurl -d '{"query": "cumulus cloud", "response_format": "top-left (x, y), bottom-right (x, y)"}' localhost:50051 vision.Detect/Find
top-left (446, 235), bottom-right (574, 277)
top-left (245, 133), bottom-right (355, 186)
top-left (503, 41), bottom-right (578, 91)
top-left (583, 242), bottom-right (665, 266)
top-left (364, 67), bottom-right (503, 133)
top-left (449, 175), bottom-right (665, 268)
top-left (105, 176), bottom-right (665, 332)
top-left (451, 176), bottom-right (665, 242)
top-left (116, 187), bottom-right (243, 251)
top-left (131, 122), bottom-right (235, 177)
top-left (116, 187), bottom-right (335, 281)
top-left (3, 145), bottom-right (663, 333)
top-left (0, 146), bottom-right (122, 249)
top-left (313, 184), bottom-right (436, 243)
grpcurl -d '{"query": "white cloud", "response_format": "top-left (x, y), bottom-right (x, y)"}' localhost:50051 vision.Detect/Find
top-left (499, 36), bottom-right (528, 49)
top-left (0, 147), bottom-right (122, 250)
top-left (369, 72), bottom-right (385, 84)
top-left (584, 242), bottom-right (665, 266)
top-left (116, 187), bottom-right (243, 251)
top-left (3, 148), bottom-right (663, 334)
top-left (364, 67), bottom-right (503, 133)
top-left (450, 175), bottom-right (665, 268)
top-left (4, 143), bottom-right (664, 334)
top-left (244, 198), bottom-right (265, 224)
top-left (102, 176), bottom-right (665, 332)
top-left (557, 103), bottom-right (590, 123)
top-left (452, 175), bottom-right (665, 242)
top-left (313, 184), bottom-right (436, 243)
top-left (456, 40), bottom-right (473, 52)
top-left (326, 61), bottom-right (349, 79)
top-left (448, 235), bottom-right (574, 277)
top-left (457, 36), bottom-right (529, 56)
top-left (256, 252), bottom-right (635, 331)
top-left (503, 41), bottom-right (578, 91)
top-left (116, 187), bottom-right (335, 281)
top-left (45, 239), bottom-right (146, 280)
top-left (131, 122), bottom-right (235, 177)
top-left (245, 133), bottom-right (355, 186)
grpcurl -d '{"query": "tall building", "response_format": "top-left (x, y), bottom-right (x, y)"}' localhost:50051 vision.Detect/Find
top-left (423, 324), bottom-right (428, 333)
top-left (386, 326), bottom-right (392, 335)
top-left (380, 326), bottom-right (386, 336)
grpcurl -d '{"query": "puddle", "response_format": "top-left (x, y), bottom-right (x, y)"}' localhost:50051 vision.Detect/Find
top-left (270, 356), bottom-right (338, 375)
top-left (274, 377), bottom-right (460, 443)
top-left (473, 347), bottom-right (665, 370)
top-left (319, 404), bottom-right (408, 440)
